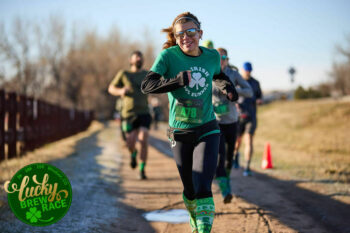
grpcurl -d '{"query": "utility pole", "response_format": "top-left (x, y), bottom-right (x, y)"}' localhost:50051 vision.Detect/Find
top-left (288, 67), bottom-right (296, 84)
top-left (288, 66), bottom-right (296, 99)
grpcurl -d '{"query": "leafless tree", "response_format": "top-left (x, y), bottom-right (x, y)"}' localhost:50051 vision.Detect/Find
top-left (0, 18), bottom-right (35, 95)
top-left (1, 16), bottom-right (157, 119)
top-left (331, 35), bottom-right (350, 95)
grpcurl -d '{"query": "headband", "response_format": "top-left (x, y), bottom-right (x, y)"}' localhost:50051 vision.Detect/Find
top-left (174, 16), bottom-right (200, 29)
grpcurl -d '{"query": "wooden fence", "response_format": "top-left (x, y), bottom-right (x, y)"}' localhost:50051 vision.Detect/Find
top-left (0, 89), bottom-right (94, 161)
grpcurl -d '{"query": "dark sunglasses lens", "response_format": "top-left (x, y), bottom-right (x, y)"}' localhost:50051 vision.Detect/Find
top-left (175, 28), bottom-right (198, 38)
top-left (186, 29), bottom-right (197, 37)
top-left (221, 55), bottom-right (227, 60)
top-left (175, 31), bottom-right (184, 38)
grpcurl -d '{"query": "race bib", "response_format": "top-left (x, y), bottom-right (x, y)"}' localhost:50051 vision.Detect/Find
top-left (175, 99), bottom-right (203, 124)
top-left (213, 101), bottom-right (229, 116)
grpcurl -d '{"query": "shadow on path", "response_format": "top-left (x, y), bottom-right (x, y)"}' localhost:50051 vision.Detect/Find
top-left (0, 122), bottom-right (156, 233)
top-left (238, 171), bottom-right (350, 233)
top-left (149, 135), bottom-right (173, 158)
top-left (149, 133), bottom-right (350, 233)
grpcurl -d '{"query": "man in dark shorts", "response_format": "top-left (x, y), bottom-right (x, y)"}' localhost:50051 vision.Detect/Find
top-left (108, 51), bottom-right (151, 180)
top-left (235, 62), bottom-right (263, 176)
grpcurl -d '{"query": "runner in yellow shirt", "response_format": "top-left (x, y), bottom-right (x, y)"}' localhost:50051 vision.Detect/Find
top-left (108, 51), bottom-right (151, 180)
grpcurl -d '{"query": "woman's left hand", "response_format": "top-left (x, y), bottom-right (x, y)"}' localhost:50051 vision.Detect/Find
top-left (227, 92), bottom-right (234, 101)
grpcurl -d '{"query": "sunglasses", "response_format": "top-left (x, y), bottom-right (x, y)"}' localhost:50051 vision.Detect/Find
top-left (174, 28), bottom-right (200, 39)
top-left (221, 55), bottom-right (228, 60)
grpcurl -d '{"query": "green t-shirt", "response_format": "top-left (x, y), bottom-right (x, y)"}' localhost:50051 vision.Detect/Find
top-left (150, 45), bottom-right (221, 129)
top-left (110, 70), bottom-right (149, 118)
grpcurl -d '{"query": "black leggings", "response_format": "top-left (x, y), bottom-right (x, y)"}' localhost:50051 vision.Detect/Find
top-left (216, 122), bottom-right (238, 177)
top-left (172, 133), bottom-right (220, 200)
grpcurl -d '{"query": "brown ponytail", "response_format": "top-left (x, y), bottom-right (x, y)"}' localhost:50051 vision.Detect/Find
top-left (161, 27), bottom-right (176, 50)
top-left (162, 12), bottom-right (201, 50)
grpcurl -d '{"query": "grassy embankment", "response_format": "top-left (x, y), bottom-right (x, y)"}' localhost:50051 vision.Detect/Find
top-left (250, 98), bottom-right (350, 184)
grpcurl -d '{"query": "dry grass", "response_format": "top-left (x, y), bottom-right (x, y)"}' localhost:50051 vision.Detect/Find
top-left (0, 121), bottom-right (104, 183)
top-left (251, 98), bottom-right (350, 183)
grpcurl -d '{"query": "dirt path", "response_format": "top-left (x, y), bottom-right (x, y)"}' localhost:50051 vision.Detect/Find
top-left (123, 124), bottom-right (334, 233)
top-left (0, 122), bottom-right (154, 233)
top-left (1, 121), bottom-right (349, 233)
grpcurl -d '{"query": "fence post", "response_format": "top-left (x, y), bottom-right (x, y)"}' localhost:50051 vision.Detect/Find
top-left (0, 90), bottom-right (94, 162)
top-left (0, 90), bottom-right (5, 161)
top-left (37, 100), bottom-right (44, 147)
top-left (7, 92), bottom-right (17, 158)
top-left (32, 99), bottom-right (39, 149)
top-left (47, 103), bottom-right (53, 143)
top-left (52, 105), bottom-right (59, 141)
top-left (19, 95), bottom-right (27, 155)
top-left (26, 97), bottom-right (34, 151)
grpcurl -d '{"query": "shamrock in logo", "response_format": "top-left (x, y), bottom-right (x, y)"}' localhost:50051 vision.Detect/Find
top-left (189, 72), bottom-right (206, 90)
top-left (26, 207), bottom-right (42, 223)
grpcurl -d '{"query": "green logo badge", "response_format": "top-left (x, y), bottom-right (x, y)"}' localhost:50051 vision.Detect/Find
top-left (4, 163), bottom-right (72, 226)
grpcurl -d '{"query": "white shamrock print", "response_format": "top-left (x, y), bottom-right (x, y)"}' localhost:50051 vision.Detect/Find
top-left (189, 72), bottom-right (206, 90)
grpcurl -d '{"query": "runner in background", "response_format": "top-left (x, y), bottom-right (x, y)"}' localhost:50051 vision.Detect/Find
top-left (234, 62), bottom-right (263, 176)
top-left (202, 40), bottom-right (214, 49)
top-left (211, 47), bottom-right (252, 203)
top-left (108, 51), bottom-right (152, 180)
top-left (141, 12), bottom-right (238, 233)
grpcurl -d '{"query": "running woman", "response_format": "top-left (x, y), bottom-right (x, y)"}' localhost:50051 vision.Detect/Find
top-left (234, 62), bottom-right (263, 176)
top-left (212, 48), bottom-right (252, 203)
top-left (108, 51), bottom-right (152, 180)
top-left (141, 12), bottom-right (238, 233)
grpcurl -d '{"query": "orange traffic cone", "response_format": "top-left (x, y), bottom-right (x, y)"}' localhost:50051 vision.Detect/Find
top-left (262, 142), bottom-right (273, 169)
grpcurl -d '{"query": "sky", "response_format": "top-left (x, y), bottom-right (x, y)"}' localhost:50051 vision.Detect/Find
top-left (1, 0), bottom-right (350, 91)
